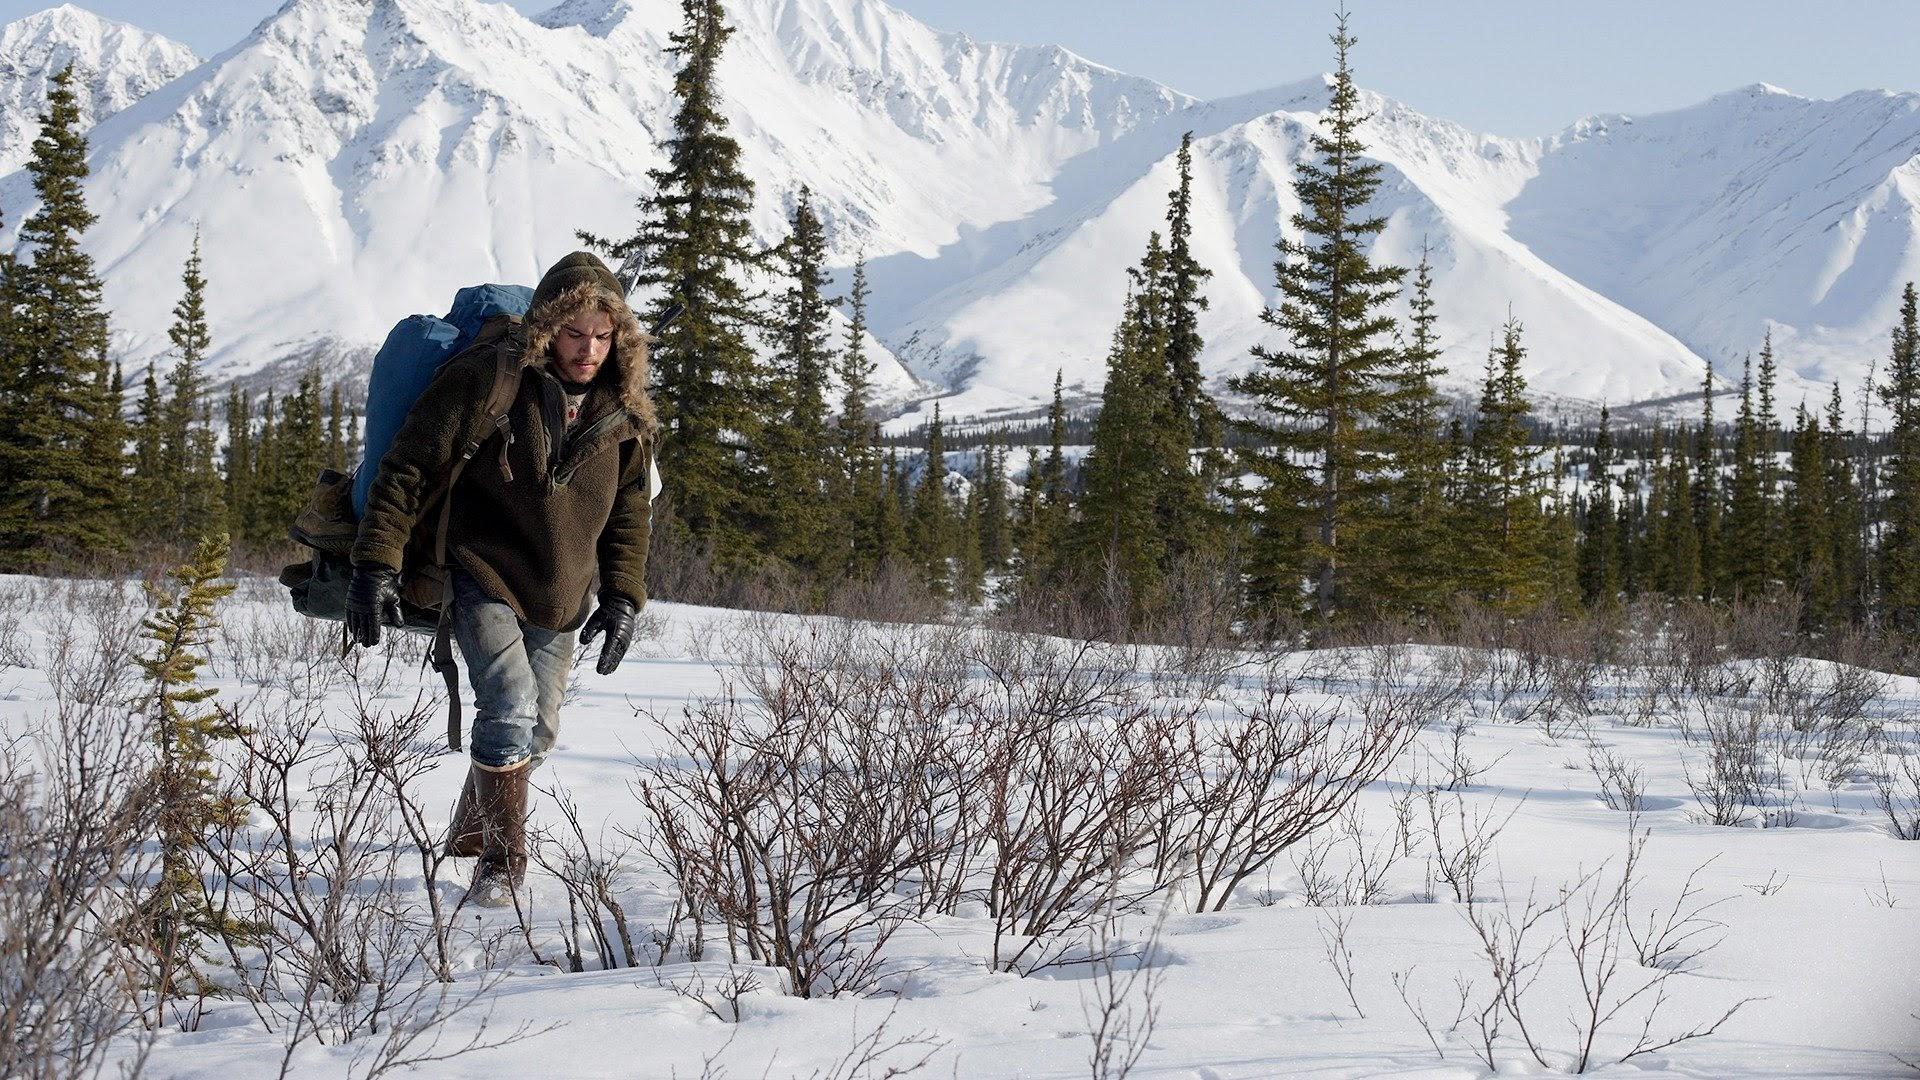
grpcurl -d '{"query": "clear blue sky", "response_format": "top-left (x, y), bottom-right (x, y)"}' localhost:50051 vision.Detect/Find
top-left (10, 0), bottom-right (1918, 136)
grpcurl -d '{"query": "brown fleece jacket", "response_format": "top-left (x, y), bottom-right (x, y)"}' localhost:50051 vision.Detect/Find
top-left (352, 265), bottom-right (658, 631)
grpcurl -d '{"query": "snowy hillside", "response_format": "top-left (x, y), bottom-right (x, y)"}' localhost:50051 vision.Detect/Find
top-left (877, 78), bottom-right (1715, 423)
top-left (0, 3), bottom-right (196, 175)
top-left (0, 0), bottom-right (1188, 399)
top-left (1512, 84), bottom-right (1920, 409)
top-left (0, 1), bottom-right (1915, 419)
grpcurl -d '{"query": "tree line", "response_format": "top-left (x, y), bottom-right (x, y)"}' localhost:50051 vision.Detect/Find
top-left (4, 14), bottom-right (1918, 641)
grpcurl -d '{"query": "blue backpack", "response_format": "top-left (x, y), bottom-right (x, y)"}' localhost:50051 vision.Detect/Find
top-left (285, 283), bottom-right (534, 751)
top-left (352, 283), bottom-right (535, 517)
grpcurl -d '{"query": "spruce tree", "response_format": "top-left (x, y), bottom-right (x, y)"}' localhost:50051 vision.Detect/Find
top-left (1461, 318), bottom-right (1553, 613)
top-left (139, 533), bottom-right (251, 1002)
top-left (1879, 282), bottom-right (1920, 629)
top-left (979, 436), bottom-right (1012, 573)
top-left (1691, 368), bottom-right (1722, 598)
top-left (131, 363), bottom-right (167, 534)
top-left (1362, 242), bottom-right (1456, 620)
top-left (910, 405), bottom-right (952, 594)
top-left (1578, 405), bottom-right (1620, 607)
top-left (223, 386), bottom-right (253, 544)
top-left (1017, 373), bottom-right (1073, 590)
top-left (1159, 131), bottom-right (1221, 565)
top-left (1824, 383), bottom-right (1864, 620)
top-left (764, 187), bottom-right (837, 577)
top-left (1076, 257), bottom-right (1176, 624)
top-left (161, 231), bottom-right (223, 543)
top-left (1756, 332), bottom-right (1783, 582)
top-left (1227, 15), bottom-right (1405, 621)
top-left (0, 64), bottom-right (123, 564)
top-left (1786, 406), bottom-right (1837, 623)
top-left (836, 255), bottom-right (882, 575)
top-left (1725, 357), bottom-right (1767, 598)
top-left (580, 0), bottom-right (765, 563)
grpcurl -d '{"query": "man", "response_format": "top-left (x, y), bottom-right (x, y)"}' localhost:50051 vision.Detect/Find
top-left (346, 251), bottom-right (655, 906)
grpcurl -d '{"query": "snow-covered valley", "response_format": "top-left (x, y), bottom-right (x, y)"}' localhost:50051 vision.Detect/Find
top-left (3, 575), bottom-right (1915, 1078)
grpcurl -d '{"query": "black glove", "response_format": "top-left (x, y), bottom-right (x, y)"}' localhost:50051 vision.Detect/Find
top-left (345, 565), bottom-right (404, 647)
top-left (580, 593), bottom-right (637, 675)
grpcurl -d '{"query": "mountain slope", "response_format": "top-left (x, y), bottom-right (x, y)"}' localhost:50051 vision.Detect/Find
top-left (0, 2), bottom-right (1915, 423)
top-left (0, 0), bottom-right (1188, 395)
top-left (1510, 84), bottom-right (1920, 402)
top-left (0, 4), bottom-right (197, 174)
top-left (873, 78), bottom-right (1712, 423)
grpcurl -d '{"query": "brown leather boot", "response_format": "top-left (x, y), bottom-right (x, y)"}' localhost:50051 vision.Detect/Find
top-left (466, 763), bottom-right (530, 908)
top-left (444, 769), bottom-right (484, 859)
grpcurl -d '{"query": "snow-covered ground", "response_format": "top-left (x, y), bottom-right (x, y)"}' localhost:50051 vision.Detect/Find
top-left (3, 576), bottom-right (1916, 1078)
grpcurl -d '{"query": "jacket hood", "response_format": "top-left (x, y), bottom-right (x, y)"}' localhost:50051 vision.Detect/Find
top-left (519, 254), bottom-right (657, 434)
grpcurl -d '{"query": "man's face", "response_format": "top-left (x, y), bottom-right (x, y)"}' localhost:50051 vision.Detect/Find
top-left (552, 309), bottom-right (615, 384)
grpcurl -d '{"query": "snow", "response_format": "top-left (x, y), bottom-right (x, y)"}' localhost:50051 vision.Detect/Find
top-left (4, 575), bottom-right (1914, 1077)
top-left (0, 1), bottom-right (1916, 419)
top-left (0, 3), bottom-right (197, 174)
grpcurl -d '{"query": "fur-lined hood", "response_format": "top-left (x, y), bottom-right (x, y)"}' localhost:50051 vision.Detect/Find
top-left (517, 279), bottom-right (659, 436)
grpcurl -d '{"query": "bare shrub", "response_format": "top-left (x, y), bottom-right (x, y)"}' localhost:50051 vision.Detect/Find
top-left (636, 619), bottom-right (956, 996)
top-left (1083, 911), bottom-right (1167, 1080)
top-left (1585, 743), bottom-right (1647, 813)
top-left (1680, 702), bottom-right (1772, 827)
top-left (1179, 656), bottom-right (1437, 912)
top-left (1422, 791), bottom-right (1518, 904)
top-left (1876, 729), bottom-right (1920, 840)
top-left (0, 701), bottom-right (158, 1080)
top-left (201, 668), bottom-right (545, 1068)
top-left (977, 696), bottom-right (1173, 973)
top-left (1318, 908), bottom-right (1364, 1017)
top-left (1405, 827), bottom-right (1757, 1073)
top-left (532, 783), bottom-right (642, 972)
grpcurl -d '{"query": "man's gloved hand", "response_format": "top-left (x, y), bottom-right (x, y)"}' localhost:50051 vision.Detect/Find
top-left (345, 564), bottom-right (404, 647)
top-left (580, 593), bottom-right (637, 675)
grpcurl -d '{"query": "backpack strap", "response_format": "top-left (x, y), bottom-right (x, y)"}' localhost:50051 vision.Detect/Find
top-left (427, 334), bottom-right (528, 752)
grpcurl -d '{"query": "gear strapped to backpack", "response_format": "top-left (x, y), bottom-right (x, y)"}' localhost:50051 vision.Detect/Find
top-left (281, 284), bottom-right (536, 751)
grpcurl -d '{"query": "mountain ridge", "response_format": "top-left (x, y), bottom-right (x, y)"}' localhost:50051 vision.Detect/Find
top-left (0, 1), bottom-right (1914, 425)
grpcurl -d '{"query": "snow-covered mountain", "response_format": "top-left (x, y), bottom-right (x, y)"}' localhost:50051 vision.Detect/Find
top-left (0, 4), bottom-right (197, 175)
top-left (0, 0), bottom-right (1189, 401)
top-left (0, 0), bottom-right (1915, 423)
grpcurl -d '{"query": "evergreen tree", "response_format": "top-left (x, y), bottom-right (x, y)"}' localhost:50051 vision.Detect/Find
top-left (1460, 318), bottom-right (1553, 613)
top-left (764, 187), bottom-right (837, 577)
top-left (1578, 405), bottom-right (1621, 606)
top-left (836, 255), bottom-right (883, 575)
top-left (909, 405), bottom-right (952, 594)
top-left (131, 363), bottom-right (167, 533)
top-left (1756, 332), bottom-right (1783, 582)
top-left (1159, 130), bottom-right (1221, 564)
top-left (0, 64), bottom-right (124, 563)
top-left (979, 436), bottom-right (1012, 573)
top-left (1824, 383), bottom-right (1865, 620)
top-left (1227, 15), bottom-right (1405, 621)
top-left (1017, 373), bottom-right (1073, 589)
top-left (1691, 367), bottom-right (1722, 597)
top-left (1786, 406), bottom-right (1837, 623)
top-left (1076, 259), bottom-right (1176, 624)
top-left (580, 0), bottom-right (765, 563)
top-left (160, 231), bottom-right (223, 542)
top-left (875, 449), bottom-right (908, 568)
top-left (956, 478), bottom-right (985, 605)
top-left (1725, 357), bottom-right (1768, 598)
top-left (223, 386), bottom-right (253, 543)
top-left (1880, 282), bottom-right (1920, 629)
top-left (1358, 241), bottom-right (1454, 620)
top-left (138, 533), bottom-right (251, 1001)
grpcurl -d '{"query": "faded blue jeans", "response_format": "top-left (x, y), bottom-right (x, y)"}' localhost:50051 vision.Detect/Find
top-left (451, 569), bottom-right (577, 771)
